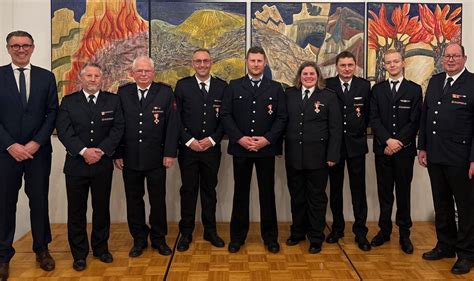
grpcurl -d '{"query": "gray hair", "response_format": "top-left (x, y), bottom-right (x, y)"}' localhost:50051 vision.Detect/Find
top-left (80, 62), bottom-right (103, 75)
top-left (132, 56), bottom-right (154, 70)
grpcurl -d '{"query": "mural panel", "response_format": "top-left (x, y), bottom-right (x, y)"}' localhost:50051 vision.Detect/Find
top-left (150, 0), bottom-right (246, 87)
top-left (367, 3), bottom-right (462, 88)
top-left (51, 0), bottom-right (149, 99)
top-left (251, 2), bottom-right (365, 87)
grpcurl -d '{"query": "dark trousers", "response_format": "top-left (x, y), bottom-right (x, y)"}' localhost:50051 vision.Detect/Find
top-left (374, 154), bottom-right (414, 238)
top-left (65, 170), bottom-right (113, 261)
top-left (427, 163), bottom-right (474, 259)
top-left (178, 151), bottom-right (221, 235)
top-left (328, 155), bottom-right (368, 238)
top-left (123, 166), bottom-right (167, 246)
top-left (0, 149), bottom-right (52, 263)
top-left (286, 164), bottom-right (328, 245)
top-left (230, 156), bottom-right (278, 244)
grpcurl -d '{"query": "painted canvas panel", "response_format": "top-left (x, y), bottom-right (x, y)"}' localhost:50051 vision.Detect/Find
top-left (367, 3), bottom-right (462, 88)
top-left (251, 2), bottom-right (365, 87)
top-left (150, 0), bottom-right (246, 87)
top-left (51, 0), bottom-right (149, 100)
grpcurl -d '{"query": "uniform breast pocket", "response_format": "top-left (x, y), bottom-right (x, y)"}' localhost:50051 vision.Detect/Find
top-left (233, 95), bottom-right (249, 113)
top-left (100, 110), bottom-right (115, 122)
top-left (398, 99), bottom-right (412, 110)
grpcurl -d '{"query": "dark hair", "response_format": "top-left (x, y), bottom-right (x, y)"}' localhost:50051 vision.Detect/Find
top-left (444, 42), bottom-right (466, 57)
top-left (6, 30), bottom-right (34, 44)
top-left (335, 51), bottom-right (356, 64)
top-left (294, 61), bottom-right (325, 90)
top-left (80, 62), bottom-right (103, 75)
top-left (193, 48), bottom-right (210, 55)
top-left (246, 46), bottom-right (266, 59)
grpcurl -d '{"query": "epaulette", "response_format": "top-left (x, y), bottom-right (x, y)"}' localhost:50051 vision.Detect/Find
top-left (325, 87), bottom-right (336, 93)
top-left (213, 76), bottom-right (226, 83)
top-left (118, 82), bottom-right (134, 89)
top-left (432, 72), bottom-right (445, 77)
top-left (157, 81), bottom-right (172, 88)
top-left (177, 76), bottom-right (192, 82)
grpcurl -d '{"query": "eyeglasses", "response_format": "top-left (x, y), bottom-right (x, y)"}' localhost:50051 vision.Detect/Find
top-left (443, 54), bottom-right (463, 61)
top-left (192, 59), bottom-right (211, 65)
top-left (133, 69), bottom-right (153, 75)
top-left (9, 44), bottom-right (33, 51)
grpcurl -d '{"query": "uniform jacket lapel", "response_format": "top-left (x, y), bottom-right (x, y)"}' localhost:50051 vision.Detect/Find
top-left (3, 65), bottom-right (23, 108)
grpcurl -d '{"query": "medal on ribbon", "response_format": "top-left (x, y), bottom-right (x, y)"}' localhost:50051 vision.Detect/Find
top-left (314, 101), bottom-right (320, 113)
top-left (268, 104), bottom-right (273, 115)
top-left (356, 107), bottom-right (361, 117)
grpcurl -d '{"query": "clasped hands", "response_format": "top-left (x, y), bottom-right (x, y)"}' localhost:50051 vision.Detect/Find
top-left (188, 138), bottom-right (213, 152)
top-left (238, 136), bottom-right (269, 152)
top-left (83, 148), bottom-right (104, 165)
top-left (8, 141), bottom-right (40, 162)
top-left (384, 138), bottom-right (403, 156)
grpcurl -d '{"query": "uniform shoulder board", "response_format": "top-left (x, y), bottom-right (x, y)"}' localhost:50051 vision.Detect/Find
top-left (118, 81), bottom-right (134, 89)
top-left (177, 76), bottom-right (192, 82)
top-left (325, 87), bottom-right (336, 93)
top-left (285, 86), bottom-right (297, 91)
top-left (157, 81), bottom-right (172, 88)
top-left (213, 76), bottom-right (226, 83)
top-left (432, 72), bottom-right (444, 77)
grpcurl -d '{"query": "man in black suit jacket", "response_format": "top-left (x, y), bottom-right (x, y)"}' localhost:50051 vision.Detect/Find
top-left (0, 31), bottom-right (58, 279)
top-left (418, 43), bottom-right (474, 274)
top-left (325, 51), bottom-right (371, 251)
top-left (221, 46), bottom-right (287, 254)
top-left (174, 49), bottom-right (226, 251)
top-left (56, 62), bottom-right (124, 271)
top-left (114, 56), bottom-right (179, 257)
top-left (369, 49), bottom-right (421, 254)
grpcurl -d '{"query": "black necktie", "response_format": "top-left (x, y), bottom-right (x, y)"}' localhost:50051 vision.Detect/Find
top-left (443, 77), bottom-right (453, 95)
top-left (200, 82), bottom-right (208, 97)
top-left (303, 89), bottom-right (309, 106)
top-left (251, 79), bottom-right (260, 89)
top-left (18, 67), bottom-right (27, 108)
top-left (391, 80), bottom-right (399, 97)
top-left (139, 89), bottom-right (147, 106)
top-left (343, 82), bottom-right (349, 94)
top-left (88, 94), bottom-right (95, 109)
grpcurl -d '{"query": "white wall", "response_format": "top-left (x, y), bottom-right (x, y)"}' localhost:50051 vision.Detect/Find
top-left (1, 0), bottom-right (472, 241)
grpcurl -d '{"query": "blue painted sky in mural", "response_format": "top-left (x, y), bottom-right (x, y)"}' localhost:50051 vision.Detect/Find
top-left (251, 2), bottom-right (364, 25)
top-left (51, 0), bottom-right (149, 22)
top-left (150, 1), bottom-right (245, 25)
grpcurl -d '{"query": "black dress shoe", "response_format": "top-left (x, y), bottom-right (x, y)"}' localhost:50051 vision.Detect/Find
top-left (152, 242), bottom-right (172, 256)
top-left (36, 250), bottom-right (55, 271)
top-left (266, 242), bottom-right (280, 253)
top-left (204, 233), bottom-right (225, 248)
top-left (451, 258), bottom-right (474, 274)
top-left (0, 263), bottom-right (9, 280)
top-left (325, 232), bottom-right (344, 244)
top-left (286, 236), bottom-right (305, 246)
top-left (309, 243), bottom-right (322, 254)
top-left (422, 247), bottom-right (456, 260)
top-left (72, 259), bottom-right (86, 271)
top-left (355, 237), bottom-right (371, 251)
top-left (177, 234), bottom-right (192, 252)
top-left (228, 241), bottom-right (242, 253)
top-left (370, 232), bottom-right (390, 247)
top-left (129, 243), bottom-right (147, 257)
top-left (94, 252), bottom-right (113, 263)
top-left (400, 238), bottom-right (414, 254)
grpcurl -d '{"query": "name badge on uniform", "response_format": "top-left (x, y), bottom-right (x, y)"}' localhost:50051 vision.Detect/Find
top-left (101, 110), bottom-right (114, 121)
top-left (356, 107), bottom-right (361, 117)
top-left (267, 104), bottom-right (273, 115)
top-left (452, 93), bottom-right (466, 99)
top-left (152, 107), bottom-right (162, 124)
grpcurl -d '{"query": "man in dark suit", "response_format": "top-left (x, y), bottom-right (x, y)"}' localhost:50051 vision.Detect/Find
top-left (418, 43), bottom-right (474, 274)
top-left (0, 30), bottom-right (58, 279)
top-left (174, 49), bottom-right (226, 251)
top-left (369, 49), bottom-right (422, 254)
top-left (114, 56), bottom-right (179, 257)
top-left (325, 51), bottom-right (371, 251)
top-left (56, 62), bottom-right (124, 271)
top-left (221, 46), bottom-right (287, 254)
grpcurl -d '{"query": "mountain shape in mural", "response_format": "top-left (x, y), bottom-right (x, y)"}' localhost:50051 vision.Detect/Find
top-left (253, 4), bottom-right (286, 34)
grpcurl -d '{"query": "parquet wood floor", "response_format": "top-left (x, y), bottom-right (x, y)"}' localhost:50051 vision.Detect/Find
top-left (8, 222), bottom-right (474, 280)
